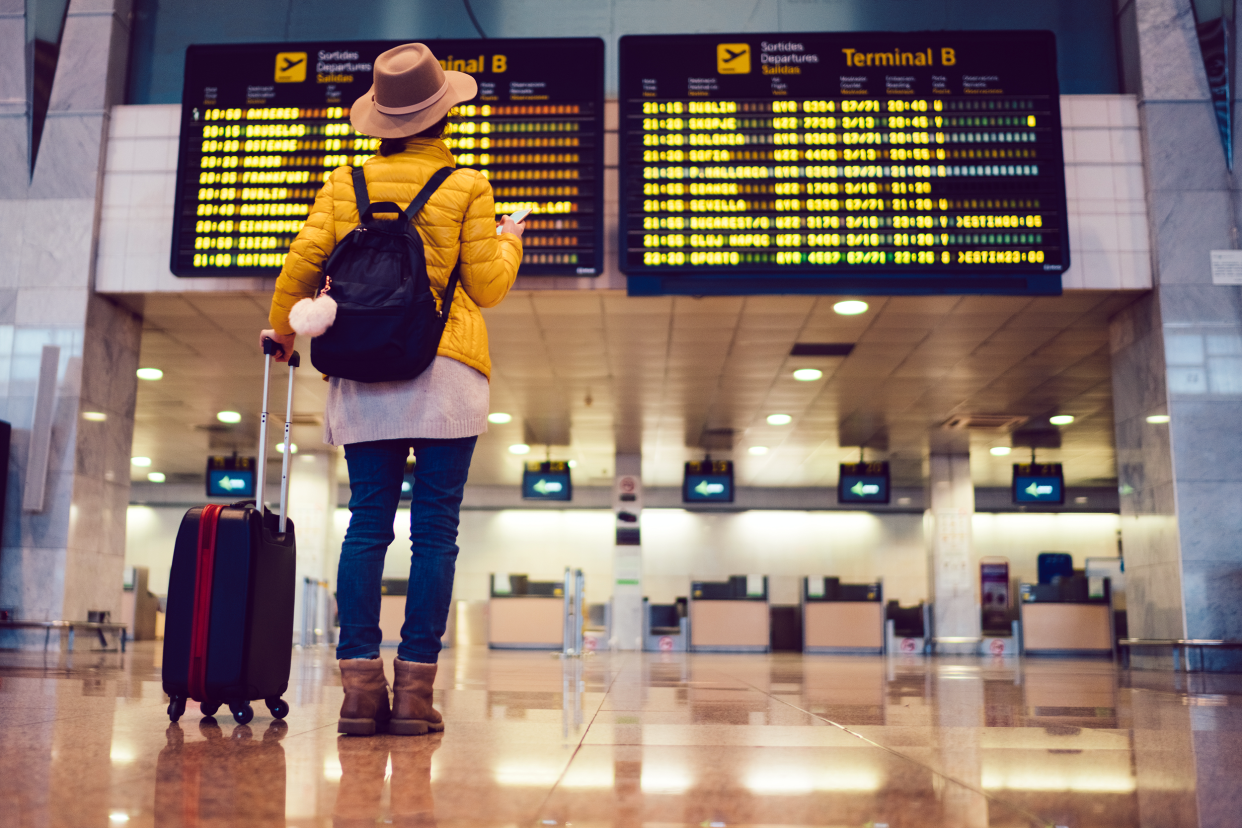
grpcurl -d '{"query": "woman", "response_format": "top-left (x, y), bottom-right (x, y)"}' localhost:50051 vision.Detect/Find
top-left (260, 43), bottom-right (523, 736)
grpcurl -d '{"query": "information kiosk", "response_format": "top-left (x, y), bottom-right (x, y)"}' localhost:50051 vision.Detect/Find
top-left (689, 576), bottom-right (769, 652)
top-left (802, 577), bottom-right (885, 654)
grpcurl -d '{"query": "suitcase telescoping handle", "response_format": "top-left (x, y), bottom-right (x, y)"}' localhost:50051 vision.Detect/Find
top-left (259, 338), bottom-right (300, 533)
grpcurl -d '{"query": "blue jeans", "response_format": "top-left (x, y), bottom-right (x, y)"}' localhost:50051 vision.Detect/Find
top-left (336, 436), bottom-right (476, 663)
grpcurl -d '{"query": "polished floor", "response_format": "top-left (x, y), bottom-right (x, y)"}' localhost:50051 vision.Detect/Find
top-left (1, 645), bottom-right (1240, 827)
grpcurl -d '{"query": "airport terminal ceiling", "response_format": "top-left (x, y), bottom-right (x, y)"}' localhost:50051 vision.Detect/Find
top-left (128, 289), bottom-right (1132, 491)
top-left (125, 0), bottom-right (1121, 106)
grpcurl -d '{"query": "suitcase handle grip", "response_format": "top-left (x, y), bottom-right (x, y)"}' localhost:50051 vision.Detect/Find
top-left (262, 336), bottom-right (285, 358)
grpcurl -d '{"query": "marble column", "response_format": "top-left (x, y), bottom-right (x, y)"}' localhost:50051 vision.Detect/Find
top-left (0, 0), bottom-right (139, 646)
top-left (927, 452), bottom-right (980, 653)
top-left (1110, 0), bottom-right (1242, 668)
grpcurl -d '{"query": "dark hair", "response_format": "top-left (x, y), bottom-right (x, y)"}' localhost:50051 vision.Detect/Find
top-left (377, 115), bottom-right (452, 156)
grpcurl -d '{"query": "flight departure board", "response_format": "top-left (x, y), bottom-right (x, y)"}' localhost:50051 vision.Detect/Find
top-left (619, 31), bottom-right (1067, 296)
top-left (172, 38), bottom-right (604, 277)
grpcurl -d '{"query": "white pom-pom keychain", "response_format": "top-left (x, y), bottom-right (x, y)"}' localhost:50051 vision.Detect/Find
top-left (289, 277), bottom-right (337, 337)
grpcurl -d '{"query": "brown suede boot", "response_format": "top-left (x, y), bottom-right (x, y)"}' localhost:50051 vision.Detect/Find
top-left (338, 657), bottom-right (391, 736)
top-left (391, 659), bottom-right (443, 736)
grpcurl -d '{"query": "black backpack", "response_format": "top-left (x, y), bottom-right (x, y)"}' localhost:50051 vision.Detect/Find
top-left (309, 166), bottom-right (460, 383)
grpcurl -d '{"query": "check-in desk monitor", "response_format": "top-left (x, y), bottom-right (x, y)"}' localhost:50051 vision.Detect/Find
top-left (1019, 573), bottom-right (1114, 656)
top-left (803, 577), bottom-right (884, 654)
top-left (690, 576), bottom-right (769, 652)
top-left (488, 574), bottom-right (565, 650)
top-left (643, 597), bottom-right (689, 652)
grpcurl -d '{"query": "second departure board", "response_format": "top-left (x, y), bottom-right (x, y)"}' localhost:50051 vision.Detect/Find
top-left (619, 31), bottom-right (1067, 296)
top-left (173, 38), bottom-right (604, 277)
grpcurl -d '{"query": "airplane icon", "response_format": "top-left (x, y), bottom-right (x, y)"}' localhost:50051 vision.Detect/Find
top-left (281, 56), bottom-right (304, 72)
top-left (275, 51), bottom-right (308, 82)
top-left (716, 43), bottom-right (751, 74)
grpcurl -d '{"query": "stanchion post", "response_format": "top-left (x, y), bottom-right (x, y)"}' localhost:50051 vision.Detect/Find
top-left (574, 569), bottom-right (585, 655)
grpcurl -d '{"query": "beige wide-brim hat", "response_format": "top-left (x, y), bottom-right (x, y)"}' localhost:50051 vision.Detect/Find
top-left (351, 43), bottom-right (478, 139)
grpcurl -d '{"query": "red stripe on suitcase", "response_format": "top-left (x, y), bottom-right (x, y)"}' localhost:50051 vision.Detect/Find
top-left (188, 504), bottom-right (224, 702)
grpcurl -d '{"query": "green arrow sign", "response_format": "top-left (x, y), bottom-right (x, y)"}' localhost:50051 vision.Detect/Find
top-left (850, 480), bottom-right (881, 496)
top-left (1024, 481), bottom-right (1054, 498)
top-left (694, 479), bottom-right (726, 496)
top-left (218, 475), bottom-right (246, 491)
top-left (532, 478), bottom-right (563, 495)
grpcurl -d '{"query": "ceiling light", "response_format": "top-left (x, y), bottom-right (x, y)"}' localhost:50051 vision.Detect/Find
top-left (1146, 414), bottom-right (1170, 424)
top-left (147, 472), bottom-right (166, 483)
top-left (509, 444), bottom-right (531, 455)
top-left (276, 442), bottom-right (297, 454)
top-left (109, 815), bottom-right (131, 824)
top-left (488, 412), bottom-right (512, 424)
top-left (217, 410), bottom-right (242, 424)
top-left (136, 368), bottom-right (163, 381)
top-left (832, 300), bottom-right (868, 316)
top-left (766, 413), bottom-right (792, 425)
top-left (792, 368), bottom-right (823, 381)
top-left (131, 456), bottom-right (151, 467)
top-left (1049, 415), bottom-right (1075, 425)
top-left (749, 446), bottom-right (769, 455)
top-left (989, 446), bottom-right (1011, 456)
top-left (568, 460), bottom-right (577, 468)
top-left (81, 411), bottom-right (107, 422)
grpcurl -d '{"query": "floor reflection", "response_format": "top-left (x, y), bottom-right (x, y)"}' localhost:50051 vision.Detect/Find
top-left (0, 645), bottom-right (1239, 827)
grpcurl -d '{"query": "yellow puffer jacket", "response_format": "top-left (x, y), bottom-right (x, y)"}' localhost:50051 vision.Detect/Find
top-left (268, 138), bottom-right (522, 379)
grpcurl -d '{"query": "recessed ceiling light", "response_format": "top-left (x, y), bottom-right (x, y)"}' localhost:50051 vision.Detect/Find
top-left (509, 444), bottom-right (531, 455)
top-left (766, 414), bottom-right (792, 425)
top-left (109, 814), bottom-right (131, 824)
top-left (749, 446), bottom-right (769, 455)
top-left (136, 368), bottom-right (163, 381)
top-left (832, 300), bottom-right (868, 316)
top-left (568, 460), bottom-right (577, 468)
top-left (1146, 414), bottom-right (1170, 424)
top-left (81, 411), bottom-right (107, 422)
top-left (487, 412), bottom-right (512, 424)
top-left (147, 472), bottom-right (166, 483)
top-left (1049, 415), bottom-right (1075, 425)
top-left (131, 456), bottom-right (151, 467)
top-left (792, 368), bottom-right (823, 381)
top-left (216, 410), bottom-right (242, 424)
top-left (276, 442), bottom-right (297, 454)
top-left (989, 446), bottom-right (1011, 456)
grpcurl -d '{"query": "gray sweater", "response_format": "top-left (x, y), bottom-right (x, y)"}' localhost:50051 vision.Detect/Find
top-left (323, 356), bottom-right (489, 446)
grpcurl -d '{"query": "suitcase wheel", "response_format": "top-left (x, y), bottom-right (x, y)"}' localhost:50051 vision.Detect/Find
top-left (200, 701), bottom-right (220, 718)
top-left (230, 703), bottom-right (255, 725)
top-left (266, 698), bottom-right (289, 720)
top-left (167, 697), bottom-right (186, 723)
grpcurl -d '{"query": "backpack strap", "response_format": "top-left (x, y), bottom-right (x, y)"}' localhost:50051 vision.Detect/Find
top-left (351, 167), bottom-right (370, 217)
top-left (403, 167), bottom-right (455, 220)
top-left (440, 264), bottom-right (461, 324)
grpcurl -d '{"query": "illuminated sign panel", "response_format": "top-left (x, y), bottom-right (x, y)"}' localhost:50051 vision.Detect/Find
top-left (838, 462), bottom-right (890, 504)
top-left (1012, 463), bottom-right (1064, 504)
top-left (683, 460), bottom-right (735, 503)
top-left (522, 461), bottom-right (573, 501)
top-left (174, 38), bottom-right (605, 277)
top-left (619, 31), bottom-right (1067, 296)
top-left (205, 455), bottom-right (256, 498)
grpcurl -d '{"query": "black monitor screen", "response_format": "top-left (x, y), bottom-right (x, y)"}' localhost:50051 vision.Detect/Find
top-left (206, 467), bottom-right (255, 497)
top-left (1012, 463), bottom-right (1064, 504)
top-left (523, 462), bottom-right (573, 501)
top-left (683, 460), bottom-right (735, 503)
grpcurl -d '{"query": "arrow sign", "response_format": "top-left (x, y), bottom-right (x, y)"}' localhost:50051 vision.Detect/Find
top-left (1024, 481), bottom-right (1054, 498)
top-left (850, 480), bottom-right (881, 496)
top-left (532, 478), bottom-right (563, 495)
top-left (218, 475), bottom-right (247, 491)
top-left (694, 479), bottom-right (726, 496)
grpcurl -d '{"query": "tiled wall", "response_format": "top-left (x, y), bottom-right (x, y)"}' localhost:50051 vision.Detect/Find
top-left (96, 95), bottom-right (1152, 295)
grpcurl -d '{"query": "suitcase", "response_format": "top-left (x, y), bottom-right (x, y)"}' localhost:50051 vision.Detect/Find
top-left (162, 340), bottom-right (300, 725)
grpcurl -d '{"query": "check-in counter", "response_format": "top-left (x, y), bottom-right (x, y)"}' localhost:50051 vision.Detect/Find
top-left (1019, 577), bottom-right (1114, 656)
top-left (643, 597), bottom-right (688, 651)
top-left (802, 577), bottom-right (884, 654)
top-left (380, 579), bottom-right (456, 648)
top-left (488, 574), bottom-right (565, 650)
top-left (689, 576), bottom-right (769, 652)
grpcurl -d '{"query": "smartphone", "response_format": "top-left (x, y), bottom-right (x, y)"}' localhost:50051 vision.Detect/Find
top-left (496, 206), bottom-right (533, 234)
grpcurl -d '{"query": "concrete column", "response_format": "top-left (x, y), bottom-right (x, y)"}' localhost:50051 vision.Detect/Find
top-left (928, 452), bottom-right (979, 652)
top-left (611, 452), bottom-right (642, 651)
top-left (0, 0), bottom-right (139, 646)
top-left (286, 451), bottom-right (338, 643)
top-left (1108, 0), bottom-right (1242, 668)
